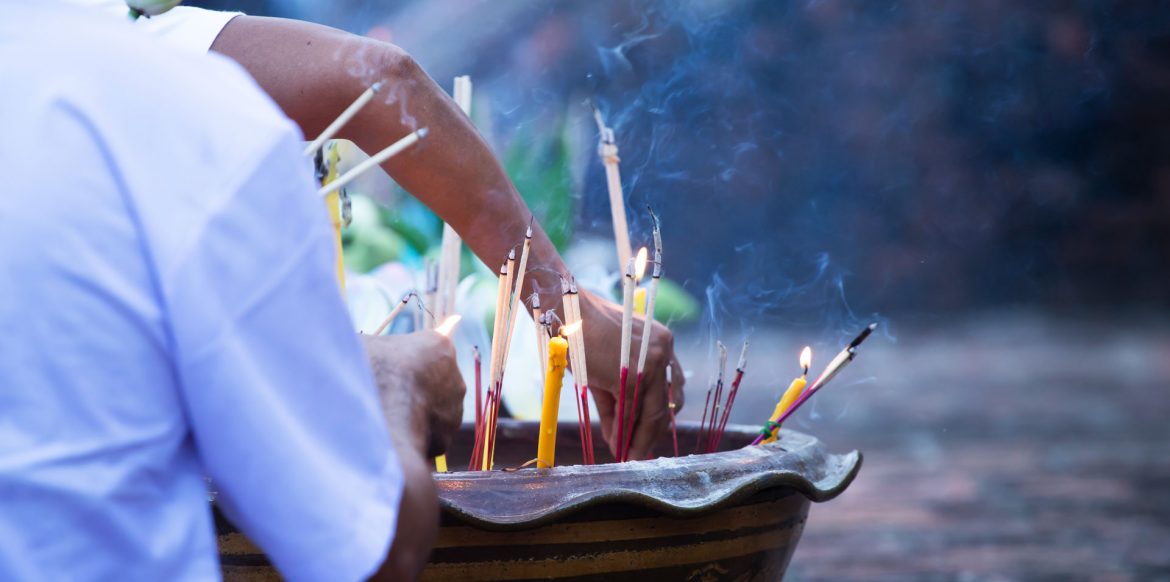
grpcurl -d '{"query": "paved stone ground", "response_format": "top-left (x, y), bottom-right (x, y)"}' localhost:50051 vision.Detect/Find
top-left (674, 313), bottom-right (1170, 581)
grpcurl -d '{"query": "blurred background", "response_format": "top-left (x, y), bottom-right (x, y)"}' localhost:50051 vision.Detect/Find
top-left (196, 0), bottom-right (1170, 579)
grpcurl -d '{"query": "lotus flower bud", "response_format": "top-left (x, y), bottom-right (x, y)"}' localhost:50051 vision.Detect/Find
top-left (126, 0), bottom-right (182, 20)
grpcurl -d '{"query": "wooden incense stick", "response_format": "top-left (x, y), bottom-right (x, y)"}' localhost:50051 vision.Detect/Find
top-left (317, 128), bottom-right (427, 197)
top-left (532, 294), bottom-right (546, 383)
top-left (477, 259), bottom-right (510, 470)
top-left (562, 278), bottom-right (594, 464)
top-left (436, 76), bottom-right (472, 319)
top-left (423, 261), bottom-right (438, 330)
top-left (566, 279), bottom-right (595, 463)
top-left (592, 105), bottom-right (632, 272)
top-left (303, 81), bottom-right (383, 157)
top-left (371, 292), bottom-right (414, 336)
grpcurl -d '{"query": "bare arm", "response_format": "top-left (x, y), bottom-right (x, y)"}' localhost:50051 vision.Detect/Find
top-left (212, 15), bottom-right (684, 460)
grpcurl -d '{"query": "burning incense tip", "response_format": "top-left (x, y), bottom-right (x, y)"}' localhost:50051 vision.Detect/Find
top-left (800, 346), bottom-right (812, 374)
top-left (416, 127), bottom-right (430, 139)
top-left (434, 315), bottom-right (462, 337)
top-left (849, 323), bottom-right (878, 349)
top-left (736, 341), bottom-right (750, 372)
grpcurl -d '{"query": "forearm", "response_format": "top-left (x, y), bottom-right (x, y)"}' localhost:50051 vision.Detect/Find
top-left (212, 16), bottom-right (569, 313)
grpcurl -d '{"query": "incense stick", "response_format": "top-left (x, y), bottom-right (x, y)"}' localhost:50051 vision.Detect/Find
top-left (666, 365), bottom-right (679, 457)
top-left (436, 76), bottom-right (471, 320)
top-left (566, 279), bottom-right (595, 464)
top-left (303, 81), bottom-right (383, 157)
top-left (532, 294), bottom-right (546, 383)
top-left (371, 292), bottom-right (414, 336)
top-left (592, 105), bottom-right (632, 272)
top-left (616, 259), bottom-right (636, 461)
top-left (317, 128), bottom-right (427, 197)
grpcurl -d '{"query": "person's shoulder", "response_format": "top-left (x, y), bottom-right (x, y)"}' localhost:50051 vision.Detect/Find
top-left (18, 3), bottom-right (297, 158)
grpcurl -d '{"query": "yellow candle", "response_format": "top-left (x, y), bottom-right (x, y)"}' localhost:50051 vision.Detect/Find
top-left (634, 287), bottom-right (647, 315)
top-left (763, 346), bottom-right (813, 444)
top-left (762, 376), bottom-right (805, 444)
top-left (536, 333), bottom-right (570, 468)
top-left (320, 142), bottom-right (346, 292)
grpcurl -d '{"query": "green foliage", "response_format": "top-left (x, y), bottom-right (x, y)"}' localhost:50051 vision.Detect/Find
top-left (502, 116), bottom-right (575, 251)
top-left (654, 278), bottom-right (701, 323)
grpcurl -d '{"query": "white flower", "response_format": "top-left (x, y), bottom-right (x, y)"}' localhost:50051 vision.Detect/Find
top-left (125, 0), bottom-right (182, 19)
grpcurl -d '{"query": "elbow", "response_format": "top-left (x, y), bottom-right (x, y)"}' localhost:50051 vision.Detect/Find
top-left (368, 41), bottom-right (425, 88)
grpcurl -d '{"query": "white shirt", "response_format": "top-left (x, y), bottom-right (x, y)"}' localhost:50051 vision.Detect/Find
top-left (0, 4), bottom-right (402, 581)
top-left (69, 0), bottom-right (240, 53)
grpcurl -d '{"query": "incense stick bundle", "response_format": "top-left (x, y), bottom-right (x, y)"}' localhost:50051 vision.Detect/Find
top-left (474, 260), bottom-right (510, 471)
top-left (592, 106), bottom-right (632, 272)
top-left (486, 239), bottom-right (532, 470)
top-left (704, 343), bottom-right (729, 453)
top-left (712, 341), bottom-right (749, 452)
top-left (317, 128), bottom-right (428, 197)
top-left (303, 81), bottom-right (383, 157)
top-left (622, 211), bottom-right (664, 461)
top-left (563, 278), bottom-right (594, 464)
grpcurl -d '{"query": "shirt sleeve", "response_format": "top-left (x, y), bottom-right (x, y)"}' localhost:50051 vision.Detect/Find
top-left (166, 126), bottom-right (401, 582)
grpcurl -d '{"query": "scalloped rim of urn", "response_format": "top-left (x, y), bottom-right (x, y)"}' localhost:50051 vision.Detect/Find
top-left (435, 420), bottom-right (862, 531)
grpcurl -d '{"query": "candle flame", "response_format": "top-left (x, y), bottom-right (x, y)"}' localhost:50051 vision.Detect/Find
top-left (560, 321), bottom-right (583, 337)
top-left (799, 346), bottom-right (812, 372)
top-left (435, 315), bottom-right (462, 337)
top-left (634, 247), bottom-right (649, 281)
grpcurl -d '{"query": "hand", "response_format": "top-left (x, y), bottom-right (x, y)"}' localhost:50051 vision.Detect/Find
top-left (577, 289), bottom-right (685, 461)
top-left (360, 331), bottom-right (465, 458)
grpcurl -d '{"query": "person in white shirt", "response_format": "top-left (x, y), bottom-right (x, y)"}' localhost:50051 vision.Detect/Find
top-left (83, 0), bottom-right (689, 460)
top-left (0, 2), bottom-right (462, 580)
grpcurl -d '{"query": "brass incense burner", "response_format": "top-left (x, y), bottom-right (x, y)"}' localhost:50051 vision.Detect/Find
top-left (217, 420), bottom-right (860, 581)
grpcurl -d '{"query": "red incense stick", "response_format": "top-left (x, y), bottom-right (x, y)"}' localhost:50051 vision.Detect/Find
top-left (694, 381), bottom-right (714, 454)
top-left (621, 371), bottom-right (644, 462)
top-left (712, 367), bottom-right (744, 452)
top-left (616, 366), bottom-right (629, 462)
top-left (581, 386), bottom-right (595, 464)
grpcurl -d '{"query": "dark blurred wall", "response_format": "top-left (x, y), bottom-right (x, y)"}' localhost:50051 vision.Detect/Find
top-left (197, 0), bottom-right (1170, 321)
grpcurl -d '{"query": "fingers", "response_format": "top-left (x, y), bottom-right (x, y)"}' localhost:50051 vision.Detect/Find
top-left (590, 389), bottom-right (619, 458)
top-left (670, 355), bottom-right (686, 413)
top-left (626, 354), bottom-right (670, 460)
